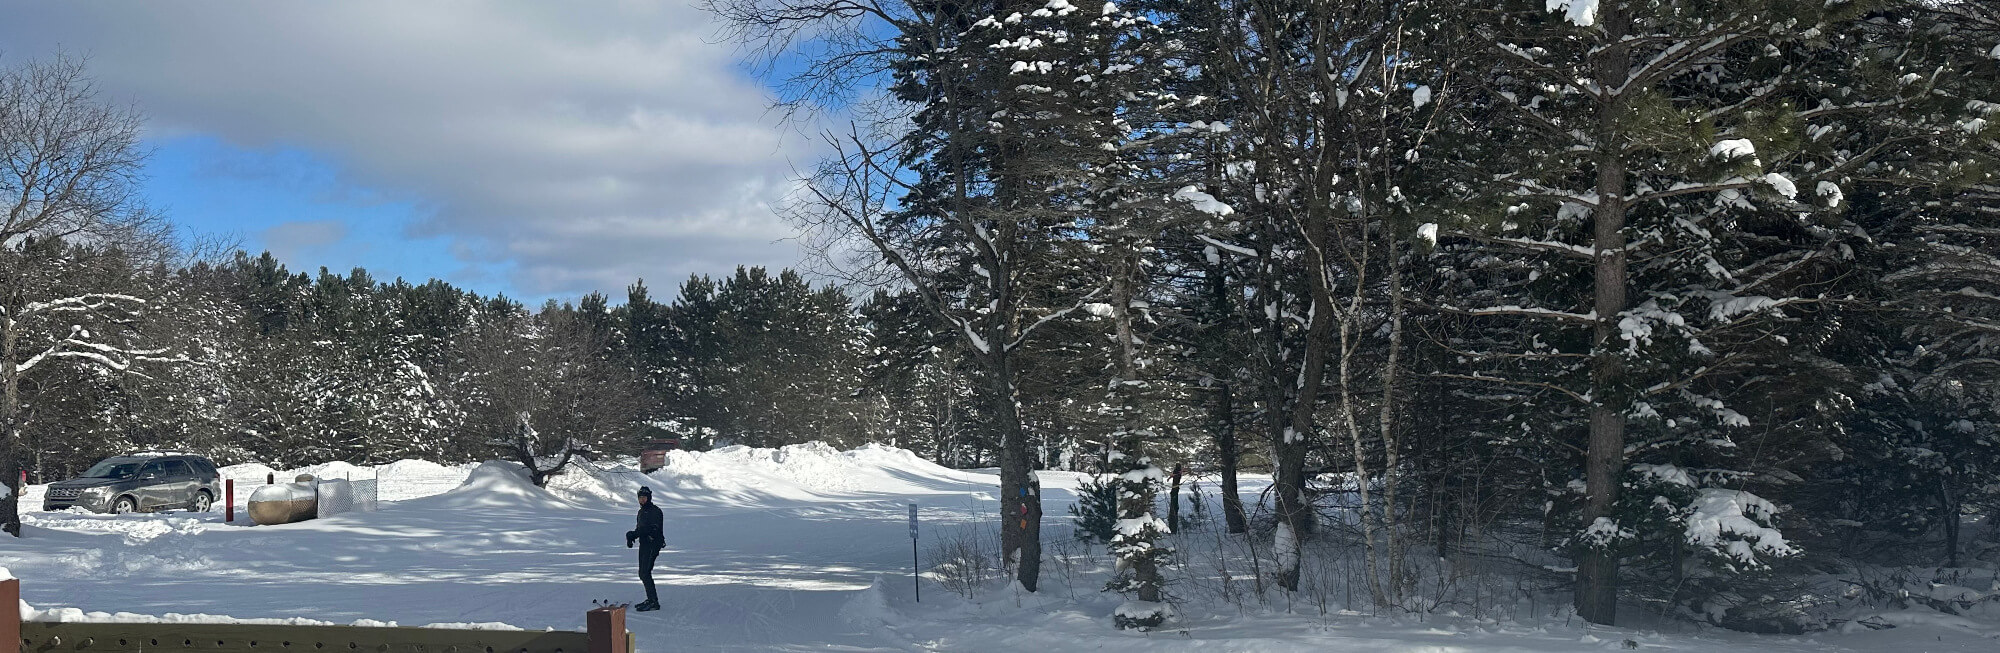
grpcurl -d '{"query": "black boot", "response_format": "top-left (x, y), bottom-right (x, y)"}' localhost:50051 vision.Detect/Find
top-left (634, 600), bottom-right (660, 612)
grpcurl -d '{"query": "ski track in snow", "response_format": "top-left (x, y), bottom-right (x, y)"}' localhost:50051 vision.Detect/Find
top-left (7, 444), bottom-right (1992, 652)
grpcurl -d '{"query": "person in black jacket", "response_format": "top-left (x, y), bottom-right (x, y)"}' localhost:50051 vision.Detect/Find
top-left (625, 486), bottom-right (665, 611)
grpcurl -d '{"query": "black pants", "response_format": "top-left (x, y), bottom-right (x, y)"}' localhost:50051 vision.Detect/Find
top-left (638, 543), bottom-right (662, 604)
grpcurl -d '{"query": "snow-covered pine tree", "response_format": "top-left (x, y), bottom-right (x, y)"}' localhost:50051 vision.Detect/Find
top-left (995, 0), bottom-right (1184, 626)
top-left (1798, 0), bottom-right (2000, 572)
top-left (1426, 0), bottom-right (1994, 624)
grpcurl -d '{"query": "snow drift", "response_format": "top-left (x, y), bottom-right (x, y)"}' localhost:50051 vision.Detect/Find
top-left (417, 461), bottom-right (574, 510)
top-left (649, 442), bottom-right (985, 500)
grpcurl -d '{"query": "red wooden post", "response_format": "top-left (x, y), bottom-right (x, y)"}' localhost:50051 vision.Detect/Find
top-left (225, 479), bottom-right (235, 522)
top-left (587, 605), bottom-right (627, 653)
top-left (266, 472), bottom-right (275, 485)
top-left (2, 577), bottom-right (21, 653)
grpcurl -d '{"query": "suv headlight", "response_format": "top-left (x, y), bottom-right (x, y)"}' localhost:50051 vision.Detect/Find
top-left (79, 487), bottom-right (113, 499)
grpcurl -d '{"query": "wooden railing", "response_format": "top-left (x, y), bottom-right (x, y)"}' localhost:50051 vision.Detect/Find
top-left (2, 579), bottom-right (630, 653)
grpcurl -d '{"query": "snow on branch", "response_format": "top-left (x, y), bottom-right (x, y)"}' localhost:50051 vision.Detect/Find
top-left (1504, 178), bottom-right (1600, 206)
top-left (1697, 292), bottom-right (1817, 325)
top-left (1420, 301), bottom-right (1598, 325)
top-left (1684, 489), bottom-right (1797, 568)
top-left (1170, 186), bottom-right (1234, 216)
top-left (1194, 234), bottom-right (1257, 259)
top-left (1449, 230), bottom-right (1596, 259)
top-left (15, 293), bottom-right (147, 317)
top-left (15, 325), bottom-right (170, 375)
top-left (1007, 288), bottom-right (1105, 352)
top-left (1630, 178), bottom-right (1758, 204)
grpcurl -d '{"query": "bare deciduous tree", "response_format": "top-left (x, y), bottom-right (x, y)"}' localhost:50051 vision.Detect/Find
top-left (0, 56), bottom-right (171, 536)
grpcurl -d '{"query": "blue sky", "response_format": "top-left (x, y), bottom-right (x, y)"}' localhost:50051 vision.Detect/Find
top-left (1, 0), bottom-right (824, 303)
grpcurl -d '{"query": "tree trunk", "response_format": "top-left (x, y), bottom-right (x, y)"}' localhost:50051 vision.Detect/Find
top-left (1218, 395), bottom-right (1247, 534)
top-left (1379, 229), bottom-right (1408, 605)
top-left (1941, 478), bottom-right (1961, 568)
top-left (2, 317), bottom-right (20, 537)
top-left (1278, 202), bottom-right (1337, 593)
top-left (1109, 256), bottom-right (1164, 609)
top-left (1256, 208), bottom-right (1308, 591)
top-left (1336, 280), bottom-right (1384, 608)
top-left (1206, 262), bottom-right (1248, 535)
top-left (1167, 462), bottom-right (1184, 534)
top-left (990, 348), bottom-right (1042, 591)
top-left (1576, 3), bottom-right (1633, 625)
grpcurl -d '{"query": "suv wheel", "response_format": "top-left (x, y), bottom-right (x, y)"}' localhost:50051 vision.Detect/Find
top-left (113, 496), bottom-right (138, 514)
top-left (191, 490), bottom-right (214, 512)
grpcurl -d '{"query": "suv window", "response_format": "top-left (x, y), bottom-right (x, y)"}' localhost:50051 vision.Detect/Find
top-left (162, 459), bottom-right (194, 478)
top-left (139, 462), bottom-right (166, 478)
top-left (188, 457), bottom-right (218, 476)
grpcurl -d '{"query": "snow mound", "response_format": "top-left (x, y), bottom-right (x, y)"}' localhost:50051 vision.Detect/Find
top-left (422, 461), bottom-right (573, 510)
top-left (218, 463), bottom-right (280, 483)
top-left (21, 513), bottom-right (208, 544)
top-left (377, 459), bottom-right (459, 479)
top-left (838, 576), bottom-right (905, 629)
top-left (20, 600), bottom-right (522, 631)
top-left (290, 461), bottom-right (368, 481)
top-left (24, 605), bottom-right (343, 626)
top-left (543, 460), bottom-right (656, 505)
top-left (653, 441), bottom-right (980, 500)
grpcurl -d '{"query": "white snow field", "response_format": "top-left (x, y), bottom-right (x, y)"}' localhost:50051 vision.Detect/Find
top-left (7, 442), bottom-right (1996, 651)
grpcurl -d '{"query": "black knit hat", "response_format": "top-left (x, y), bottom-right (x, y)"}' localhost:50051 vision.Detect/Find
top-left (637, 486), bottom-right (653, 498)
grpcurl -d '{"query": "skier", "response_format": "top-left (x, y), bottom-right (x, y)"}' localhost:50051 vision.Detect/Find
top-left (624, 486), bottom-right (665, 612)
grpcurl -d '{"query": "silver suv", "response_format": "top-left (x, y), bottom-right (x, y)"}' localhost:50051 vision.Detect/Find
top-left (42, 454), bottom-right (222, 514)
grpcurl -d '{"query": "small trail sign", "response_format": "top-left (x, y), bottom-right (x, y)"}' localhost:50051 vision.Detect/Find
top-left (909, 503), bottom-right (920, 602)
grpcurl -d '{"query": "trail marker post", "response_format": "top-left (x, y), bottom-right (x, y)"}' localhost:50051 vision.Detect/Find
top-left (225, 479), bottom-right (235, 522)
top-left (908, 503), bottom-right (919, 602)
top-left (3, 576), bottom-right (20, 653)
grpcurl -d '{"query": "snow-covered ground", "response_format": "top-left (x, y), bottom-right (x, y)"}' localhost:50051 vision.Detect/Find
top-left (7, 443), bottom-right (1995, 651)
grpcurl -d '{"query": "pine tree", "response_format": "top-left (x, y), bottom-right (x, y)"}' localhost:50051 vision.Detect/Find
top-left (1428, 0), bottom-right (1993, 623)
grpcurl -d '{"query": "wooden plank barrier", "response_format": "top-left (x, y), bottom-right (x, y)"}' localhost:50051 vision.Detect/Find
top-left (7, 580), bottom-right (627, 653)
top-left (19, 622), bottom-right (592, 653)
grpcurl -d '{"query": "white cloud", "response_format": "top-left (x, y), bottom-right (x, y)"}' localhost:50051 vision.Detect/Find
top-left (0, 0), bottom-right (816, 297)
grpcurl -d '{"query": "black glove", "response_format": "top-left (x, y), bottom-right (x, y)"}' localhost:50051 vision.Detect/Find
top-left (625, 531), bottom-right (636, 548)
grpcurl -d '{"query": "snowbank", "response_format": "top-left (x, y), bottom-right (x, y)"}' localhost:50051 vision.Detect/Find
top-left (21, 601), bottom-right (525, 631)
top-left (19, 513), bottom-right (207, 543)
top-left (24, 605), bottom-right (343, 626)
top-left (422, 461), bottom-right (573, 510)
top-left (652, 441), bottom-right (980, 500)
top-left (218, 462), bottom-right (280, 483)
top-left (543, 460), bottom-right (652, 505)
top-left (213, 459), bottom-right (474, 503)
top-left (292, 461), bottom-right (368, 481)
top-left (377, 459), bottom-right (458, 479)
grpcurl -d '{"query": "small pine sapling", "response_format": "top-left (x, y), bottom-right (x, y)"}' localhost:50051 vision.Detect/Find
top-left (1069, 474), bottom-right (1120, 544)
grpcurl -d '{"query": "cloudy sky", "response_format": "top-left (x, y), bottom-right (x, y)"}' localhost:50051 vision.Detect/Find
top-left (0, 0), bottom-right (818, 302)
